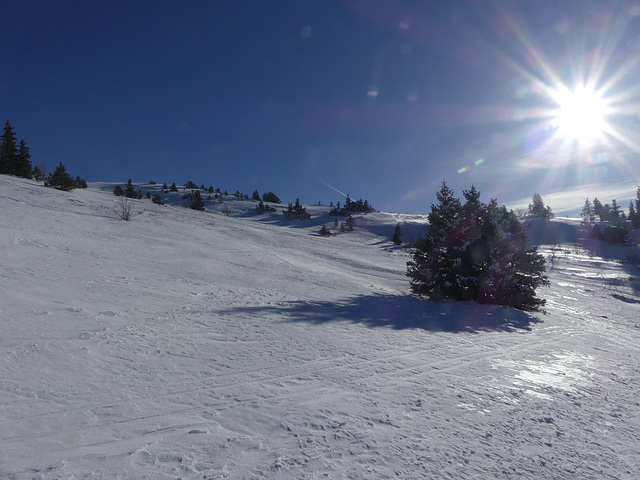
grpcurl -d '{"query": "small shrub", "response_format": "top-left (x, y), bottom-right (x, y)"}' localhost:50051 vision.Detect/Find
top-left (75, 176), bottom-right (88, 189)
top-left (114, 197), bottom-right (134, 221)
top-left (262, 191), bottom-right (281, 203)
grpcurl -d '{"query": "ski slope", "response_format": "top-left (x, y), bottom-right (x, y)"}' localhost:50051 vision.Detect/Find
top-left (1, 175), bottom-right (639, 479)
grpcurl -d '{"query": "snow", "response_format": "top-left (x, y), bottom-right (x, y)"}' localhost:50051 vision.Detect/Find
top-left (1, 175), bottom-right (639, 479)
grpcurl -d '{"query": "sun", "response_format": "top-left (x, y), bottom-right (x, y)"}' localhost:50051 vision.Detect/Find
top-left (550, 85), bottom-right (610, 143)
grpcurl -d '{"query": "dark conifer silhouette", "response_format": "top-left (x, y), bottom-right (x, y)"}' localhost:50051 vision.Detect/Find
top-left (32, 165), bottom-right (46, 181)
top-left (123, 179), bottom-right (137, 198)
top-left (345, 215), bottom-right (355, 231)
top-left (392, 224), bottom-right (403, 245)
top-left (283, 198), bottom-right (311, 220)
top-left (45, 162), bottom-right (76, 191)
top-left (262, 191), bottom-right (281, 203)
top-left (16, 140), bottom-right (32, 179)
top-left (74, 176), bottom-right (88, 189)
top-left (190, 190), bottom-right (205, 211)
top-left (407, 182), bottom-right (548, 312)
top-left (528, 193), bottom-right (553, 219)
top-left (0, 121), bottom-right (19, 175)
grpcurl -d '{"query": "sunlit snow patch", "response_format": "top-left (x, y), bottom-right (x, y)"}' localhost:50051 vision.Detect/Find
top-left (496, 351), bottom-right (594, 400)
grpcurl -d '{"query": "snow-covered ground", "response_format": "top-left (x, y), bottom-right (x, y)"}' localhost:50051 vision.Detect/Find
top-left (1, 175), bottom-right (639, 479)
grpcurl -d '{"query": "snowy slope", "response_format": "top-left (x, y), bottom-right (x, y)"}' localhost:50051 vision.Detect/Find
top-left (1, 175), bottom-right (639, 479)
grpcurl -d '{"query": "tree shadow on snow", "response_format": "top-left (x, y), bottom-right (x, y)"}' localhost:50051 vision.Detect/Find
top-left (222, 294), bottom-right (542, 333)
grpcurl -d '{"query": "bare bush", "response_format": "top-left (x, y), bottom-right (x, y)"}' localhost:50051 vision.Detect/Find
top-left (114, 197), bottom-right (135, 221)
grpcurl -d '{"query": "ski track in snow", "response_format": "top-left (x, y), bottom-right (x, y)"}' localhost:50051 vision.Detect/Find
top-left (1, 176), bottom-right (639, 479)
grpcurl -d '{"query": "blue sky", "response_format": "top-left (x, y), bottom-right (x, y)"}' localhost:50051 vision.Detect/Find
top-left (2, 0), bottom-right (640, 214)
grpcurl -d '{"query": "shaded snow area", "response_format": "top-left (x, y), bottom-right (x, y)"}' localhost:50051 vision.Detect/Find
top-left (1, 176), bottom-right (639, 479)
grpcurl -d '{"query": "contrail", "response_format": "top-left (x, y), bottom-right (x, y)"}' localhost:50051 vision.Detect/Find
top-left (320, 179), bottom-right (348, 198)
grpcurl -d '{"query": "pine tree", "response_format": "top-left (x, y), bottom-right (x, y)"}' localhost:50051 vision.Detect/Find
top-left (190, 190), bottom-right (205, 211)
top-left (74, 176), bottom-right (88, 189)
top-left (593, 198), bottom-right (609, 222)
top-left (581, 198), bottom-right (595, 224)
top-left (170, 182), bottom-right (178, 192)
top-left (319, 225), bottom-right (331, 236)
top-left (632, 187), bottom-right (640, 229)
top-left (609, 199), bottom-right (623, 226)
top-left (123, 179), bottom-right (137, 198)
top-left (0, 120), bottom-right (18, 175)
top-left (113, 185), bottom-right (124, 196)
top-left (16, 140), bottom-right (32, 179)
top-left (407, 184), bottom-right (548, 311)
top-left (392, 224), bottom-right (403, 245)
top-left (252, 190), bottom-right (260, 201)
top-left (32, 165), bottom-right (46, 181)
top-left (283, 198), bottom-right (311, 220)
top-left (262, 191), bottom-right (281, 203)
top-left (628, 202), bottom-right (637, 228)
top-left (528, 193), bottom-right (553, 219)
top-left (345, 215), bottom-right (355, 231)
top-left (428, 181), bottom-right (461, 239)
top-left (45, 162), bottom-right (76, 191)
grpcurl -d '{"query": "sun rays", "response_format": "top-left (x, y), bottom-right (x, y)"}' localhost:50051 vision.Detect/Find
top-left (483, 2), bottom-right (640, 200)
top-left (549, 85), bottom-right (610, 144)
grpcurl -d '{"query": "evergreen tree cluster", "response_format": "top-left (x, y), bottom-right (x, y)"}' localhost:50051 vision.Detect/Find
top-left (407, 182), bottom-right (548, 312)
top-left (189, 190), bottom-right (205, 211)
top-left (0, 121), bottom-right (32, 179)
top-left (262, 191), bottom-right (281, 203)
top-left (527, 193), bottom-right (553, 219)
top-left (255, 200), bottom-right (277, 214)
top-left (283, 198), bottom-right (311, 220)
top-left (329, 195), bottom-right (374, 216)
top-left (580, 189), bottom-right (640, 244)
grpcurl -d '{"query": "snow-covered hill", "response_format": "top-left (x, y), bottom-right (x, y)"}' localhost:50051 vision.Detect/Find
top-left (1, 175), bottom-right (639, 479)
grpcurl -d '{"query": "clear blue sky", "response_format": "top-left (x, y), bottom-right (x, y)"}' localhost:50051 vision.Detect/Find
top-left (2, 0), bottom-right (640, 214)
